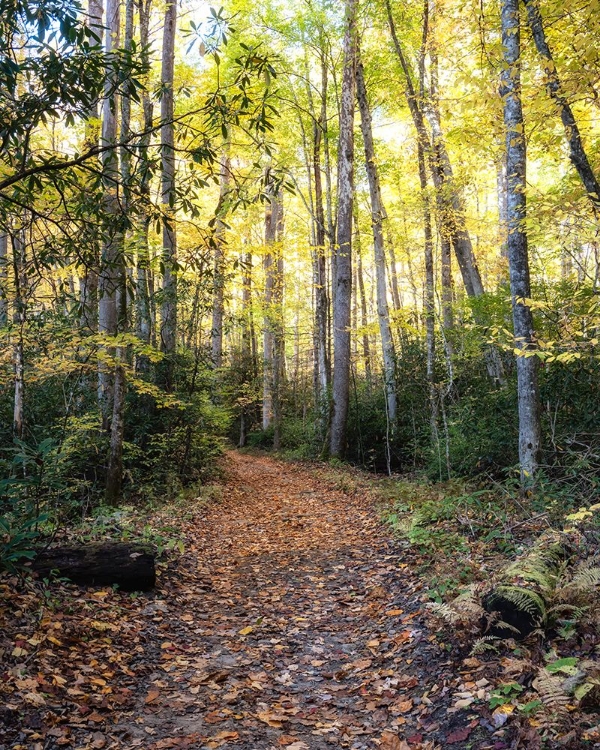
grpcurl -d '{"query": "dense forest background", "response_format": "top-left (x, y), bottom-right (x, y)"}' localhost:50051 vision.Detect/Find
top-left (1, 0), bottom-right (600, 553)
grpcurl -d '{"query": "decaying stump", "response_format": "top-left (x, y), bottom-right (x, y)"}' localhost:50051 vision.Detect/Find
top-left (482, 532), bottom-right (575, 638)
top-left (31, 542), bottom-right (156, 591)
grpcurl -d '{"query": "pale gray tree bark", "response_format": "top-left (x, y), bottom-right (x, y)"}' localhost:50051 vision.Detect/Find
top-left (385, 0), bottom-right (482, 298)
top-left (356, 50), bottom-right (397, 431)
top-left (523, 0), bottom-right (600, 210)
top-left (312, 55), bottom-right (331, 431)
top-left (98, 0), bottom-right (121, 427)
top-left (106, 0), bottom-right (134, 505)
top-left (353, 208), bottom-right (372, 388)
top-left (262, 185), bottom-right (277, 431)
top-left (272, 192), bottom-right (285, 450)
top-left (501, 0), bottom-right (541, 483)
top-left (211, 150), bottom-right (230, 368)
top-left (12, 228), bottom-right (26, 439)
top-left (387, 0), bottom-right (504, 383)
top-left (135, 0), bottom-right (153, 373)
top-left (329, 0), bottom-right (357, 459)
top-left (0, 233), bottom-right (7, 327)
top-left (239, 248), bottom-right (256, 448)
top-left (159, 0), bottom-right (177, 387)
top-left (79, 0), bottom-right (103, 332)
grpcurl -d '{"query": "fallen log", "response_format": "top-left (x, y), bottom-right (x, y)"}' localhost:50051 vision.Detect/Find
top-left (31, 542), bottom-right (156, 591)
top-left (482, 531), bottom-right (575, 638)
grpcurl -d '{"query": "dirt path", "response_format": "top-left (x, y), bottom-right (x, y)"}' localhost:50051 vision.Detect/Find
top-left (117, 452), bottom-right (466, 750)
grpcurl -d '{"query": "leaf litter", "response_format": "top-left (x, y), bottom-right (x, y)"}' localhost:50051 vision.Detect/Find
top-left (0, 451), bottom-right (590, 749)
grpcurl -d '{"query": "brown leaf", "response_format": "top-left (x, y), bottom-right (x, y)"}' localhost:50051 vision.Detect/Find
top-left (379, 731), bottom-right (410, 750)
top-left (446, 726), bottom-right (473, 744)
top-left (206, 730), bottom-right (239, 748)
top-left (257, 710), bottom-right (286, 727)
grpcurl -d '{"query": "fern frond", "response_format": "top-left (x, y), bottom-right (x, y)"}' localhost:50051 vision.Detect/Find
top-left (533, 667), bottom-right (570, 716)
top-left (425, 602), bottom-right (461, 625)
top-left (470, 636), bottom-right (501, 655)
top-left (494, 586), bottom-right (546, 620)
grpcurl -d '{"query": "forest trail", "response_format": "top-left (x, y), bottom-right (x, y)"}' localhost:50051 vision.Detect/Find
top-left (117, 452), bottom-right (461, 750)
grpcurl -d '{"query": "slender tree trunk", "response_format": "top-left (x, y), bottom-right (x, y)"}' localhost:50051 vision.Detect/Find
top-left (385, 232), bottom-right (402, 312)
top-left (106, 0), bottom-right (134, 505)
top-left (354, 212), bottom-right (372, 387)
top-left (0, 233), bottom-right (7, 327)
top-left (329, 0), bottom-right (357, 459)
top-left (239, 249), bottom-right (255, 447)
top-left (272, 192), bottom-right (285, 450)
top-left (501, 0), bottom-right (541, 483)
top-left (211, 150), bottom-right (230, 368)
top-left (523, 0), bottom-right (600, 210)
top-left (497, 155), bottom-right (509, 262)
top-left (356, 52), bottom-right (397, 430)
top-left (417, 139), bottom-right (438, 436)
top-left (12, 229), bottom-right (26, 439)
top-left (159, 0), bottom-right (177, 388)
top-left (79, 0), bottom-right (103, 333)
top-left (262, 185), bottom-right (276, 432)
top-left (312, 67), bottom-right (331, 430)
top-left (98, 0), bottom-right (121, 428)
top-left (385, 0), bottom-right (485, 299)
top-left (135, 0), bottom-right (153, 374)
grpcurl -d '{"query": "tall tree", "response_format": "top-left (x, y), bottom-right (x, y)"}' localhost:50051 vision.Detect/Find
top-left (0, 233), bottom-right (7, 327)
top-left (159, 0), bottom-right (177, 387)
top-left (262, 182), bottom-right (276, 431)
top-left (106, 0), bottom-right (134, 505)
top-left (272, 190), bottom-right (285, 450)
top-left (135, 0), bottom-right (153, 372)
top-left (79, 0), bottom-right (103, 332)
top-left (355, 49), bottom-right (397, 435)
top-left (211, 150), bottom-right (230, 368)
top-left (12, 227), bottom-right (26, 439)
top-left (329, 0), bottom-right (357, 459)
top-left (98, 0), bottom-right (121, 427)
top-left (385, 0), bottom-right (483, 299)
top-left (501, 0), bottom-right (541, 482)
top-left (312, 51), bottom-right (331, 434)
top-left (522, 0), bottom-right (600, 211)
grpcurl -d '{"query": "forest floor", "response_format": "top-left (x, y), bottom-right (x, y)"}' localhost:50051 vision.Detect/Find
top-left (1, 451), bottom-right (599, 750)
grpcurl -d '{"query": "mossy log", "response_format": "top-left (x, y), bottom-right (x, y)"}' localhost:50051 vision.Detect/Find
top-left (31, 542), bottom-right (156, 591)
top-left (482, 532), bottom-right (575, 638)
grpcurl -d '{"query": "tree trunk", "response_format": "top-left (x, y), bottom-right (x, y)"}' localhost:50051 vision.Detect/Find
top-left (497, 155), bottom-right (509, 263)
top-left (0, 233), bottom-right (7, 327)
top-left (312, 66), bottom-right (331, 433)
top-left (354, 219), bottom-right (372, 388)
top-left (239, 249), bottom-right (255, 448)
top-left (12, 228), bottom-right (26, 439)
top-left (106, 0), bottom-right (134, 506)
top-left (79, 0), bottom-right (103, 333)
top-left (159, 0), bottom-right (177, 388)
top-left (262, 184), bottom-right (276, 432)
top-left (32, 543), bottom-right (156, 591)
top-left (501, 0), bottom-right (541, 483)
top-left (98, 0), bottom-right (121, 428)
top-left (211, 150), bottom-right (230, 368)
top-left (135, 0), bottom-right (153, 374)
top-left (385, 232), bottom-right (402, 313)
top-left (356, 50), bottom-right (397, 433)
top-left (272, 192), bottom-right (285, 450)
top-left (329, 0), bottom-right (357, 459)
top-left (523, 0), bottom-right (600, 211)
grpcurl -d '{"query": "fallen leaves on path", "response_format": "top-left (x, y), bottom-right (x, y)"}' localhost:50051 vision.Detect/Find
top-left (0, 451), bottom-right (542, 748)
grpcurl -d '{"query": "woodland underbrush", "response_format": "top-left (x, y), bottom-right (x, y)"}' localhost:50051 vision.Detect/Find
top-left (0, 353), bottom-right (230, 572)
